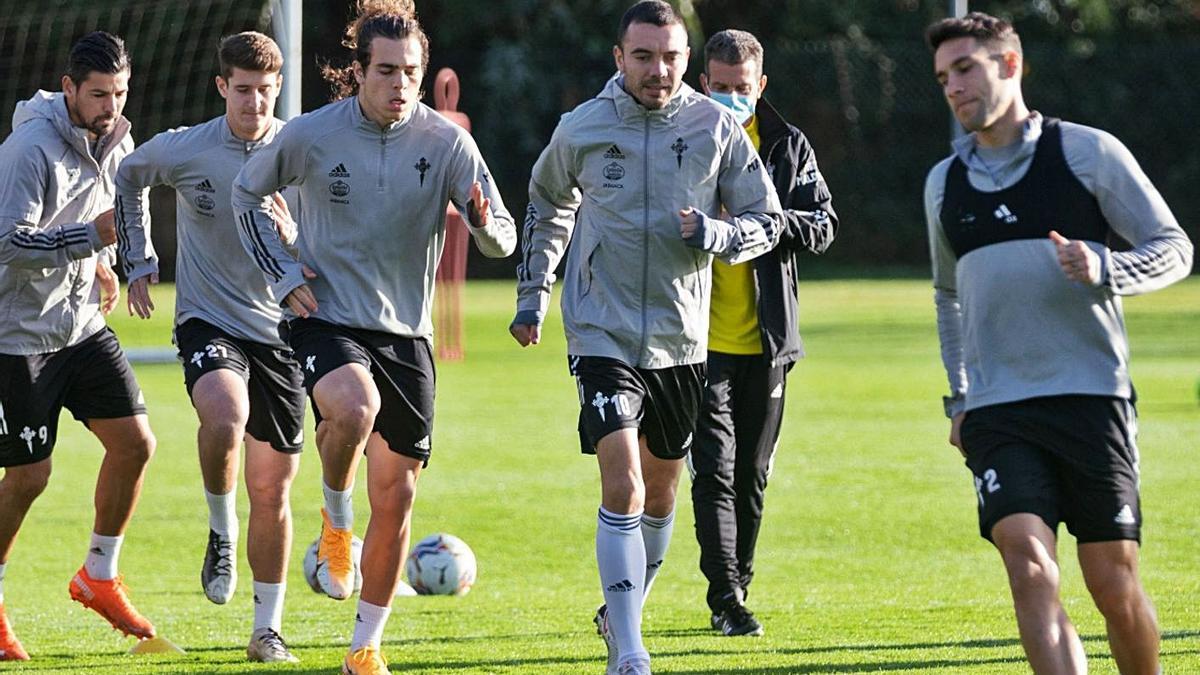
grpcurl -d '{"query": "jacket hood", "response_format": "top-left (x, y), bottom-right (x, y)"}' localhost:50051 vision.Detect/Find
top-left (13, 89), bottom-right (129, 161)
top-left (12, 90), bottom-right (71, 133)
top-left (601, 74), bottom-right (694, 121)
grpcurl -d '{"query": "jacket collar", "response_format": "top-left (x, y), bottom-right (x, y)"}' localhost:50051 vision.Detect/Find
top-left (27, 91), bottom-right (130, 166)
top-left (602, 74), bottom-right (692, 122)
top-left (951, 111), bottom-right (1043, 165)
top-left (219, 114), bottom-right (282, 152)
top-left (753, 97), bottom-right (795, 150)
top-left (350, 94), bottom-right (417, 136)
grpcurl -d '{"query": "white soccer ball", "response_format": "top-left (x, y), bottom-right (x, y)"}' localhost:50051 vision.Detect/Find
top-left (405, 533), bottom-right (477, 596)
top-left (302, 535), bottom-right (363, 594)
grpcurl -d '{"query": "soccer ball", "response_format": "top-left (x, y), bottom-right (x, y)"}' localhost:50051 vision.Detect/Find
top-left (405, 533), bottom-right (476, 596)
top-left (302, 535), bottom-right (363, 594)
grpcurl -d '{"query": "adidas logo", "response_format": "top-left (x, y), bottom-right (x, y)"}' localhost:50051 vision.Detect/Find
top-left (770, 383), bottom-right (783, 399)
top-left (71, 574), bottom-right (95, 600)
top-left (606, 579), bottom-right (635, 593)
top-left (195, 178), bottom-right (216, 193)
top-left (328, 163), bottom-right (350, 178)
top-left (603, 144), bottom-right (626, 160)
top-left (647, 559), bottom-right (663, 570)
top-left (1114, 504), bottom-right (1136, 525)
top-left (680, 432), bottom-right (692, 452)
top-left (414, 435), bottom-right (431, 451)
top-left (253, 594), bottom-right (261, 605)
top-left (356, 613), bottom-right (363, 623)
top-left (993, 203), bottom-right (1018, 224)
top-left (89, 546), bottom-right (105, 556)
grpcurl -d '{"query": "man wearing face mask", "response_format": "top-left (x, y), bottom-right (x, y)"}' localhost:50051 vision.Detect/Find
top-left (691, 28), bottom-right (838, 637)
top-left (512, 4), bottom-right (782, 673)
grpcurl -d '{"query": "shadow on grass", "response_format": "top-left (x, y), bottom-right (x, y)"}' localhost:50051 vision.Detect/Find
top-left (14, 630), bottom-right (1197, 673)
top-left (655, 629), bottom-right (1200, 674)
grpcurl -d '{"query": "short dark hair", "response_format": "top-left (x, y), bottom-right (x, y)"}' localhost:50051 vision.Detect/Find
top-left (704, 29), bottom-right (763, 76)
top-left (66, 31), bottom-right (130, 85)
top-left (617, 1), bottom-right (684, 46)
top-left (320, 0), bottom-right (429, 100)
top-left (925, 11), bottom-right (1022, 55)
top-left (218, 31), bottom-right (283, 80)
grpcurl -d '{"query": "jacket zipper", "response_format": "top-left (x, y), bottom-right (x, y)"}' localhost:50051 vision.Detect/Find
top-left (378, 132), bottom-right (387, 192)
top-left (638, 116), bottom-right (651, 363)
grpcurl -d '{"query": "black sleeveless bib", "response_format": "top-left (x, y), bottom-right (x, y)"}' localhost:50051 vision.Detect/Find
top-left (940, 118), bottom-right (1111, 258)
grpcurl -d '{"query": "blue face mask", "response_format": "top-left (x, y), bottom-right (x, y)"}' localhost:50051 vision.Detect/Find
top-left (709, 91), bottom-right (755, 125)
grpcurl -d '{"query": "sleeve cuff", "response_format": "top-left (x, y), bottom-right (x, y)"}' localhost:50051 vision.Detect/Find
top-left (943, 395), bottom-right (966, 419)
top-left (511, 309), bottom-right (544, 327)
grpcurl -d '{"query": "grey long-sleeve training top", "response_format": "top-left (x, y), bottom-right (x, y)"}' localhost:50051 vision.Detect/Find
top-left (232, 97), bottom-right (516, 339)
top-left (116, 115), bottom-right (296, 347)
top-left (926, 113), bottom-right (1193, 416)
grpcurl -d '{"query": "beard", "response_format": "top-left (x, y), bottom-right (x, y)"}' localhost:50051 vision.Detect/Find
top-left (67, 99), bottom-right (116, 138)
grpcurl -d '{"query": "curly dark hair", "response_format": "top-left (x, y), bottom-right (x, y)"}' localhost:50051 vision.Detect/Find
top-left (320, 0), bottom-right (429, 101)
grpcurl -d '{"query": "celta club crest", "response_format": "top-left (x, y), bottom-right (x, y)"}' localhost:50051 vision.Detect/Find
top-left (603, 162), bottom-right (625, 181)
top-left (414, 157), bottom-right (431, 186)
top-left (591, 391), bottom-right (610, 422)
top-left (671, 137), bottom-right (688, 168)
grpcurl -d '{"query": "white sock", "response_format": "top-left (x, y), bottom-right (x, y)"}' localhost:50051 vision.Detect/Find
top-left (85, 533), bottom-right (123, 580)
top-left (252, 580), bottom-right (286, 632)
top-left (0, 561), bottom-right (6, 604)
top-left (640, 510), bottom-right (674, 603)
top-left (350, 599), bottom-right (391, 651)
top-left (323, 482), bottom-right (354, 530)
top-left (597, 506), bottom-right (648, 663)
top-left (206, 489), bottom-right (238, 539)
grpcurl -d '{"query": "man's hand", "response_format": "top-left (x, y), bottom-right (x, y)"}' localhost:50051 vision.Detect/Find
top-left (284, 265), bottom-right (319, 318)
top-left (271, 192), bottom-right (297, 242)
top-left (679, 207), bottom-right (700, 240)
top-left (95, 262), bottom-right (120, 315)
top-left (94, 209), bottom-right (117, 246)
top-left (466, 181), bottom-right (490, 228)
top-left (509, 323), bottom-right (541, 347)
top-left (127, 273), bottom-right (159, 319)
top-left (949, 412), bottom-right (966, 458)
top-left (1049, 230), bottom-right (1102, 285)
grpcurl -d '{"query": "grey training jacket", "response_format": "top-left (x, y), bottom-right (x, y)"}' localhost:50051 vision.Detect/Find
top-left (232, 97), bottom-right (516, 338)
top-left (516, 77), bottom-right (782, 369)
top-left (116, 115), bottom-right (294, 347)
top-left (0, 91), bottom-right (130, 355)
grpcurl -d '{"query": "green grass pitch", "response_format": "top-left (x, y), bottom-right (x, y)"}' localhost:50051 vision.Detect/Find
top-left (6, 278), bottom-right (1198, 673)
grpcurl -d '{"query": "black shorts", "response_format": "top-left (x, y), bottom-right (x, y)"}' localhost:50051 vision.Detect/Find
top-left (570, 355), bottom-right (705, 461)
top-left (0, 328), bottom-right (146, 467)
top-left (286, 318), bottom-right (435, 463)
top-left (176, 318), bottom-right (306, 454)
top-left (960, 395), bottom-right (1142, 544)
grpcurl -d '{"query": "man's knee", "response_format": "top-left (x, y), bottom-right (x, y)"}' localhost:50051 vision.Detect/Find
top-left (1, 461), bottom-right (53, 502)
top-left (1080, 545), bottom-right (1146, 620)
top-left (245, 474), bottom-right (290, 514)
top-left (993, 517), bottom-right (1062, 600)
top-left (109, 423), bottom-right (156, 465)
top-left (324, 398), bottom-right (380, 436)
top-left (602, 474), bottom-right (645, 514)
top-left (368, 476), bottom-right (417, 516)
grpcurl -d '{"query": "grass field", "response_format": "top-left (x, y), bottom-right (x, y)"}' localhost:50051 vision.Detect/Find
top-left (6, 278), bottom-right (1198, 674)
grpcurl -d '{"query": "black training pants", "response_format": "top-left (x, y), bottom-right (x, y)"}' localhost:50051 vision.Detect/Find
top-left (690, 351), bottom-right (788, 613)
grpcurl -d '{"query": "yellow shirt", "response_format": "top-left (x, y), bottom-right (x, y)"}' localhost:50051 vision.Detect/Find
top-left (708, 114), bottom-right (762, 355)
